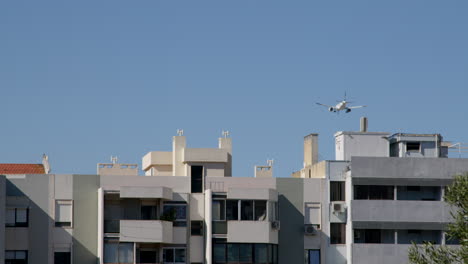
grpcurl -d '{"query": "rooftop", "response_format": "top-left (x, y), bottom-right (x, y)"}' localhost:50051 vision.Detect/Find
top-left (0, 164), bottom-right (46, 174)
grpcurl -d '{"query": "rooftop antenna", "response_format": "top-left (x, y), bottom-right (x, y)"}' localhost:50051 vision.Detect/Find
top-left (267, 159), bottom-right (274, 167)
top-left (177, 129), bottom-right (184, 136)
top-left (222, 130), bottom-right (230, 138)
top-left (111, 156), bottom-right (118, 164)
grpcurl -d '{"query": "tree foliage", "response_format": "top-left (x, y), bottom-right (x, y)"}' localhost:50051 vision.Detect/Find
top-left (408, 174), bottom-right (468, 264)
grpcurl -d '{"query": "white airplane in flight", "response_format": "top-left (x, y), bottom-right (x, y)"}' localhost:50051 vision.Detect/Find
top-left (316, 93), bottom-right (366, 113)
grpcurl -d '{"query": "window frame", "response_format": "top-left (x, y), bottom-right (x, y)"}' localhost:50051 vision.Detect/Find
top-left (5, 208), bottom-right (29, 228)
top-left (5, 250), bottom-right (28, 264)
top-left (330, 223), bottom-right (346, 244)
top-left (55, 200), bottom-right (73, 228)
top-left (162, 247), bottom-right (186, 264)
top-left (162, 202), bottom-right (187, 227)
top-left (191, 220), bottom-right (204, 236)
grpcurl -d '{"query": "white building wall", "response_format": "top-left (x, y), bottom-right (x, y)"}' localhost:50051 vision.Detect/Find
top-left (335, 132), bottom-right (389, 161)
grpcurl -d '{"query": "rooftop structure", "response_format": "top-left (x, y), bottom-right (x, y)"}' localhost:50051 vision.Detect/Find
top-left (0, 123), bottom-right (466, 264)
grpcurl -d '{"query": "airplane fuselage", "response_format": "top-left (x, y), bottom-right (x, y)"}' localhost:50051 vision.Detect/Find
top-left (335, 101), bottom-right (347, 110)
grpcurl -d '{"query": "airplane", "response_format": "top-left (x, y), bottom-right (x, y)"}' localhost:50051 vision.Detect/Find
top-left (316, 93), bottom-right (366, 113)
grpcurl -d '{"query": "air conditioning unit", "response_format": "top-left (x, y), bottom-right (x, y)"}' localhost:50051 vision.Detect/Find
top-left (304, 224), bottom-right (316, 235)
top-left (271, 221), bottom-right (280, 230)
top-left (332, 201), bottom-right (346, 214)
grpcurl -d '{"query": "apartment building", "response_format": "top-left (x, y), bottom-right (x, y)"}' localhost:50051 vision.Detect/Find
top-left (0, 119), bottom-right (466, 264)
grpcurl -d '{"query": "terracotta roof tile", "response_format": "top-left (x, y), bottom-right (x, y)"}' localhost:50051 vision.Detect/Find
top-left (0, 164), bottom-right (45, 174)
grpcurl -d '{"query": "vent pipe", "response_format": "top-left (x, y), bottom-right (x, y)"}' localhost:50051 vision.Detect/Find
top-left (360, 117), bottom-right (368, 132)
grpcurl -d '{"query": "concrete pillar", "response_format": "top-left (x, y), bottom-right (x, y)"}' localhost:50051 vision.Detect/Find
top-left (219, 137), bottom-right (232, 176)
top-left (205, 189), bottom-right (212, 264)
top-left (97, 188), bottom-right (104, 264)
top-left (304, 134), bottom-right (319, 168)
top-left (173, 136), bottom-right (186, 176)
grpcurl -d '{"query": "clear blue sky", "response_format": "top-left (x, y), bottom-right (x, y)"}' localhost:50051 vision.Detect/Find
top-left (1, 0), bottom-right (468, 177)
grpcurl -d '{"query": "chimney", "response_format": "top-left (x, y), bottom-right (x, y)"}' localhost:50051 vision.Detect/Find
top-left (219, 130), bottom-right (232, 176)
top-left (173, 129), bottom-right (186, 176)
top-left (360, 117), bottom-right (368, 132)
top-left (304, 134), bottom-right (318, 168)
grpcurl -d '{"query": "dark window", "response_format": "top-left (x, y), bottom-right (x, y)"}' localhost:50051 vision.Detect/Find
top-left (191, 221), bottom-right (203, 236)
top-left (54, 252), bottom-right (70, 264)
top-left (213, 244), bottom-right (226, 263)
top-left (163, 248), bottom-right (186, 264)
top-left (139, 250), bottom-right (157, 263)
top-left (141, 205), bottom-right (158, 220)
top-left (354, 185), bottom-right (394, 200)
top-left (191, 166), bottom-right (203, 193)
top-left (330, 223), bottom-right (346, 244)
top-left (407, 142), bottom-right (420, 152)
top-left (162, 203), bottom-right (187, 227)
top-left (6, 208), bottom-right (29, 227)
top-left (330, 182), bottom-right (345, 201)
top-left (214, 243), bottom-right (277, 264)
top-left (226, 200), bottom-right (238, 220)
top-left (254, 201), bottom-right (267, 221)
top-left (5, 250), bottom-right (28, 264)
top-left (241, 200), bottom-right (254, 220)
top-left (407, 186), bottom-right (421, 192)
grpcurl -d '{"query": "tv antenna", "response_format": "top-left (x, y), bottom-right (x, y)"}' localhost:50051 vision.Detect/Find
top-left (222, 130), bottom-right (230, 138)
top-left (111, 156), bottom-right (118, 164)
top-left (177, 129), bottom-right (184, 136)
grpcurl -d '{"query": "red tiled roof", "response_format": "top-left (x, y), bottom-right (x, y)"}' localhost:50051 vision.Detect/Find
top-left (0, 164), bottom-right (45, 174)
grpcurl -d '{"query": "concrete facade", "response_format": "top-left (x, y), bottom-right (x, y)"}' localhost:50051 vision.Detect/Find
top-left (1, 127), bottom-right (466, 264)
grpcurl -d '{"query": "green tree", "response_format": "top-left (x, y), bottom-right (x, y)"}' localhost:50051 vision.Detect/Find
top-left (408, 174), bottom-right (468, 264)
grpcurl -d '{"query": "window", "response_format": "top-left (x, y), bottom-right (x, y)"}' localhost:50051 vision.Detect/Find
top-left (139, 249), bottom-right (158, 264)
top-left (55, 200), bottom-right (72, 227)
top-left (214, 244), bottom-right (226, 263)
top-left (191, 221), bottom-right (203, 236)
top-left (141, 205), bottom-right (158, 220)
top-left (354, 229), bottom-right (395, 244)
top-left (191, 166), bottom-right (203, 193)
top-left (213, 243), bottom-right (278, 264)
top-left (54, 252), bottom-right (71, 264)
top-left (163, 202), bottom-right (187, 227)
top-left (306, 250), bottom-right (320, 264)
top-left (354, 185), bottom-right (394, 200)
top-left (407, 142), bottom-right (420, 152)
top-left (5, 250), bottom-right (27, 264)
top-left (254, 201), bottom-right (267, 221)
top-left (330, 182), bottom-right (345, 201)
top-left (330, 223), bottom-right (346, 244)
top-left (163, 248), bottom-right (186, 264)
top-left (104, 241), bottom-right (134, 264)
top-left (6, 208), bottom-right (29, 227)
top-left (305, 203), bottom-right (321, 229)
top-left (241, 200), bottom-right (254, 220)
top-left (212, 200), bottom-right (226, 221)
top-left (226, 200), bottom-right (238, 220)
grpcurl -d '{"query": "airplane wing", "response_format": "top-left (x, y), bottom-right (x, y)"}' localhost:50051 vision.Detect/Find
top-left (348, 105), bottom-right (367, 109)
top-left (316, 103), bottom-right (334, 108)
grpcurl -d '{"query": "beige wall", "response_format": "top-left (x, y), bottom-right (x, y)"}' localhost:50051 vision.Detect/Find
top-left (189, 236), bottom-right (204, 263)
top-left (227, 221), bottom-right (278, 244)
top-left (190, 194), bottom-right (204, 221)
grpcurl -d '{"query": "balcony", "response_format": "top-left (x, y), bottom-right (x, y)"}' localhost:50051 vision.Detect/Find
top-left (352, 244), bottom-right (411, 264)
top-left (351, 200), bottom-right (453, 229)
top-left (120, 220), bottom-right (173, 243)
top-left (227, 221), bottom-right (278, 244)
